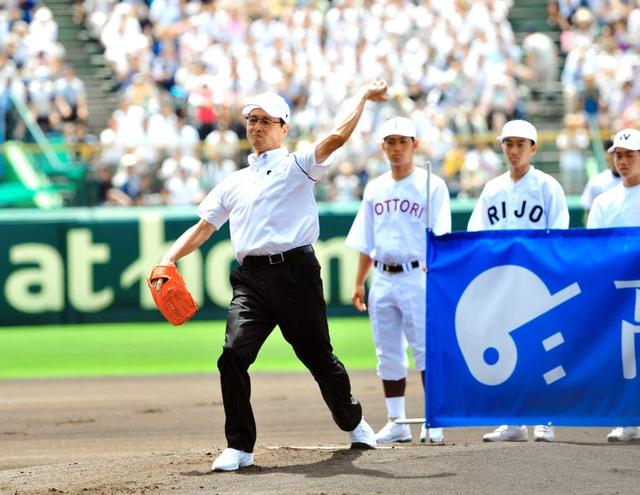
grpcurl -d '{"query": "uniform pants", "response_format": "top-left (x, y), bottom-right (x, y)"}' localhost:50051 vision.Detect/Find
top-left (217, 251), bottom-right (363, 453)
top-left (368, 267), bottom-right (426, 380)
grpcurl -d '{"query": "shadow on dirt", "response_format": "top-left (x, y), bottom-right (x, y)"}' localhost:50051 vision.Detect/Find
top-left (182, 449), bottom-right (456, 480)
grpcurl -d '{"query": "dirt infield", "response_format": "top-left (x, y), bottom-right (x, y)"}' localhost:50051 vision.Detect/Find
top-left (1, 371), bottom-right (640, 495)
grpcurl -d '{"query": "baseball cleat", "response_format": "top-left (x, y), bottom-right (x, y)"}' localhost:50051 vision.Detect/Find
top-left (482, 425), bottom-right (528, 442)
top-left (375, 420), bottom-right (412, 444)
top-left (348, 418), bottom-right (377, 449)
top-left (533, 425), bottom-right (555, 442)
top-left (211, 448), bottom-right (254, 471)
top-left (607, 427), bottom-right (640, 442)
top-left (420, 425), bottom-right (444, 443)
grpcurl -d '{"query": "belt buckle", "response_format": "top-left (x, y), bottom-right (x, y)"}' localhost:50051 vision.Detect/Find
top-left (269, 253), bottom-right (285, 265)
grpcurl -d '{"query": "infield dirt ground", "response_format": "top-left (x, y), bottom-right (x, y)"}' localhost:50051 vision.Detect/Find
top-left (1, 371), bottom-right (639, 495)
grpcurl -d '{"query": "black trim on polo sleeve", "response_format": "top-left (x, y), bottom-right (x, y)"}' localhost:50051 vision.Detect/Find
top-left (291, 154), bottom-right (317, 182)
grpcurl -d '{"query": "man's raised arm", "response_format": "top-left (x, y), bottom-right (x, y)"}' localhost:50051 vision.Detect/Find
top-left (314, 79), bottom-right (388, 164)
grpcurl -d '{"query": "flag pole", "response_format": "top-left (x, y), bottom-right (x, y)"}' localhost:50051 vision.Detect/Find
top-left (426, 160), bottom-right (432, 231)
top-left (425, 159), bottom-right (432, 432)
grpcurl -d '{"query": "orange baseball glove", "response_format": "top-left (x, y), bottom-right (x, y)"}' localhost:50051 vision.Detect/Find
top-left (147, 265), bottom-right (198, 326)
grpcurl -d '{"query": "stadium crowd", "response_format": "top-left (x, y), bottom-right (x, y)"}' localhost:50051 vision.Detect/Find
top-left (1, 0), bottom-right (640, 206)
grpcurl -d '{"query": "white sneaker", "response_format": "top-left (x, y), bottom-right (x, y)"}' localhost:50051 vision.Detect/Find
top-left (348, 418), bottom-right (377, 449)
top-left (420, 425), bottom-right (444, 443)
top-left (482, 425), bottom-right (528, 442)
top-left (533, 425), bottom-right (555, 442)
top-left (375, 420), bottom-right (411, 444)
top-left (211, 448), bottom-right (254, 471)
top-left (607, 426), bottom-right (640, 442)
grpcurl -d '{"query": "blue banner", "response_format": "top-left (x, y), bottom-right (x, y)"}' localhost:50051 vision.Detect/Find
top-left (426, 228), bottom-right (640, 427)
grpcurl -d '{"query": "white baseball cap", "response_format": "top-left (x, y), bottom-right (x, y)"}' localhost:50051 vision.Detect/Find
top-left (241, 92), bottom-right (290, 124)
top-left (608, 128), bottom-right (640, 152)
top-left (496, 120), bottom-right (538, 144)
top-left (381, 117), bottom-right (417, 139)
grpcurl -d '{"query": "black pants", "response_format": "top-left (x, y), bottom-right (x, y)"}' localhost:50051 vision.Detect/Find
top-left (217, 250), bottom-right (363, 452)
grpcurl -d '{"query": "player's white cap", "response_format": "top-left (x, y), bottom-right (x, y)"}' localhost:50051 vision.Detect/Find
top-left (381, 117), bottom-right (416, 139)
top-left (608, 128), bottom-right (640, 152)
top-left (496, 120), bottom-right (538, 144)
top-left (241, 92), bottom-right (290, 124)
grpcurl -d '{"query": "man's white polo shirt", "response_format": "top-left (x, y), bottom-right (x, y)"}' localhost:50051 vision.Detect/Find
top-left (197, 146), bottom-right (334, 262)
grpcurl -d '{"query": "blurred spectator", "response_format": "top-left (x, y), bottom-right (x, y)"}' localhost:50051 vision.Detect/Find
top-left (29, 6), bottom-right (58, 46)
top-left (124, 72), bottom-right (160, 115)
top-left (478, 71), bottom-right (519, 134)
top-left (150, 41), bottom-right (179, 91)
top-left (460, 143), bottom-right (503, 198)
top-left (202, 126), bottom-right (239, 189)
top-left (78, 0), bottom-right (117, 39)
top-left (188, 77), bottom-right (218, 140)
top-left (5, 21), bottom-right (31, 69)
top-left (332, 160), bottom-right (361, 202)
top-left (113, 152), bottom-right (143, 202)
top-left (556, 112), bottom-right (590, 195)
top-left (561, 7), bottom-right (597, 53)
top-left (420, 113), bottom-right (456, 175)
top-left (17, 0), bottom-right (38, 24)
top-left (64, 121), bottom-right (98, 164)
top-left (100, 3), bottom-right (148, 84)
top-left (173, 111), bottom-right (200, 158)
top-left (546, 1), bottom-right (571, 33)
top-left (522, 22), bottom-right (559, 100)
top-left (608, 78), bottom-right (638, 129)
top-left (95, 164), bottom-right (116, 205)
top-left (621, 93), bottom-right (640, 129)
top-left (441, 142), bottom-right (467, 197)
top-left (26, 73), bottom-right (58, 133)
top-left (98, 115), bottom-right (123, 168)
top-left (163, 163), bottom-right (205, 206)
top-left (577, 73), bottom-right (605, 126)
top-left (146, 100), bottom-right (178, 159)
top-left (561, 44), bottom-right (590, 113)
top-left (54, 66), bottom-right (88, 125)
top-left (628, 0), bottom-right (640, 49)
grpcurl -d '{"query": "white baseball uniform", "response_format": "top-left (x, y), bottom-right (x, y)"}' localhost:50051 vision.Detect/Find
top-left (586, 182), bottom-right (640, 439)
top-left (587, 183), bottom-right (640, 228)
top-left (467, 166), bottom-right (569, 231)
top-left (580, 169), bottom-right (622, 210)
top-left (345, 167), bottom-right (451, 380)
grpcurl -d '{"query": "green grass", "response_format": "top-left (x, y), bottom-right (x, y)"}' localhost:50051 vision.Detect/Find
top-left (0, 317), bottom-right (378, 379)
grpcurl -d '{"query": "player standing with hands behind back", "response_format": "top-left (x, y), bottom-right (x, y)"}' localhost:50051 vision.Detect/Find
top-left (151, 80), bottom-right (389, 472)
top-left (346, 117), bottom-right (451, 444)
top-left (587, 128), bottom-right (640, 443)
top-left (468, 119), bottom-right (569, 442)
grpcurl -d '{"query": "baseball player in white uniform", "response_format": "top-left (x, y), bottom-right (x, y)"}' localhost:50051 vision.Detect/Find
top-left (346, 117), bottom-right (451, 444)
top-left (580, 139), bottom-right (622, 212)
top-left (468, 119), bottom-right (569, 442)
top-left (587, 128), bottom-right (640, 442)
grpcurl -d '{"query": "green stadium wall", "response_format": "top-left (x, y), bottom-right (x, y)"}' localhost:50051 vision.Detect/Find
top-left (0, 199), bottom-right (586, 326)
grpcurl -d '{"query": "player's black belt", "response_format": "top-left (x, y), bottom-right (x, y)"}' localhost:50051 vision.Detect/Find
top-left (374, 260), bottom-right (420, 273)
top-left (243, 245), bottom-right (314, 266)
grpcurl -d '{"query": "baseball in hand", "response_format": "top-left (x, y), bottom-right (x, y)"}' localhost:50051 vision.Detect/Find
top-left (366, 79), bottom-right (388, 102)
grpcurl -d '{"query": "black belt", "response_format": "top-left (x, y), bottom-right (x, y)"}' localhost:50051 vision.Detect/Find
top-left (243, 245), bottom-right (314, 266)
top-left (374, 260), bottom-right (420, 273)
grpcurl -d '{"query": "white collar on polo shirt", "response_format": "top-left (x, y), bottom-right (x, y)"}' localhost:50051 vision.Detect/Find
top-left (247, 147), bottom-right (288, 169)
